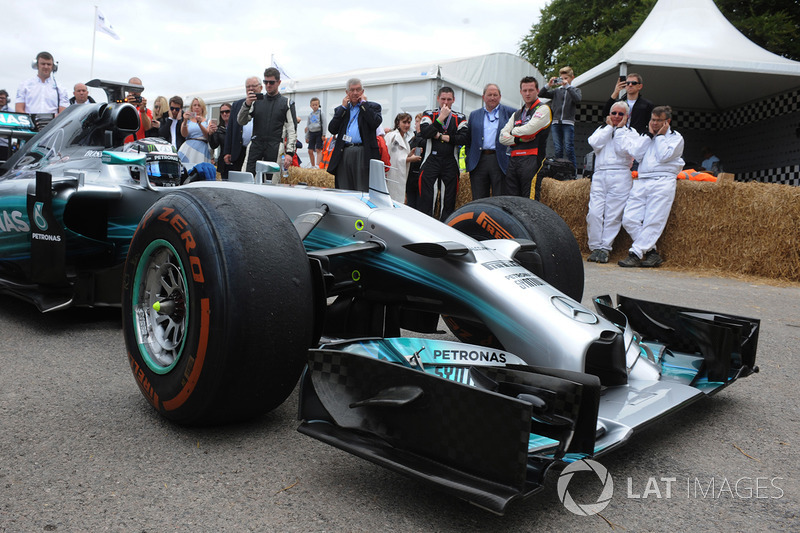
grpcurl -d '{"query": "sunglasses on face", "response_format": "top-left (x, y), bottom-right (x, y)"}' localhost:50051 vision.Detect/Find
top-left (170, 107), bottom-right (181, 112)
top-left (610, 111), bottom-right (626, 116)
top-left (626, 81), bottom-right (640, 86)
top-left (263, 80), bottom-right (278, 85)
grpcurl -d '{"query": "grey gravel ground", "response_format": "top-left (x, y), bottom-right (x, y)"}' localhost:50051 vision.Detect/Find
top-left (1, 263), bottom-right (798, 532)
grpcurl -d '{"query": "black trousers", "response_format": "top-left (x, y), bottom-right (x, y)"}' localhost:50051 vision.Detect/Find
top-left (505, 155), bottom-right (540, 199)
top-left (418, 155), bottom-right (459, 221)
top-left (336, 145), bottom-right (369, 192)
top-left (469, 150), bottom-right (505, 199)
top-left (244, 139), bottom-right (280, 174)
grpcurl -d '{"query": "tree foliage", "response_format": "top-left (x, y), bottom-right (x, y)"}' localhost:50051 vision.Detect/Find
top-left (519, 0), bottom-right (800, 78)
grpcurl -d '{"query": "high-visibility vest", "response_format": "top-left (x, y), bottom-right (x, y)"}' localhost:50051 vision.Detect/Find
top-left (677, 169), bottom-right (717, 182)
top-left (320, 136), bottom-right (333, 170)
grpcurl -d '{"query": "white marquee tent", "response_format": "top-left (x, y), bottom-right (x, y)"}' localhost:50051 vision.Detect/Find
top-left (572, 0), bottom-right (800, 111)
top-left (568, 0), bottom-right (800, 183)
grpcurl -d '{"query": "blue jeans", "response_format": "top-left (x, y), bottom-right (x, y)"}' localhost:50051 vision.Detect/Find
top-left (551, 123), bottom-right (576, 170)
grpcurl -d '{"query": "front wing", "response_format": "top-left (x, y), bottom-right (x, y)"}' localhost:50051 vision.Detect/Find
top-left (298, 296), bottom-right (759, 514)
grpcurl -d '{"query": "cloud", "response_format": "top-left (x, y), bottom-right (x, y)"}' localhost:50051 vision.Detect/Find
top-left (1, 0), bottom-right (545, 105)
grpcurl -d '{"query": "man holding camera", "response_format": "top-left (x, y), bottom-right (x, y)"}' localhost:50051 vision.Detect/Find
top-left (223, 77), bottom-right (259, 174)
top-left (539, 66), bottom-right (581, 170)
top-left (159, 96), bottom-right (186, 149)
top-left (124, 76), bottom-right (152, 143)
top-left (237, 67), bottom-right (295, 175)
top-left (602, 73), bottom-right (653, 135)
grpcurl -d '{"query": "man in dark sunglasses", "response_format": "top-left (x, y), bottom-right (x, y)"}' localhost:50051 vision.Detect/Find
top-left (585, 101), bottom-right (639, 264)
top-left (601, 73), bottom-right (654, 135)
top-left (238, 67), bottom-right (295, 178)
top-left (158, 95), bottom-right (186, 149)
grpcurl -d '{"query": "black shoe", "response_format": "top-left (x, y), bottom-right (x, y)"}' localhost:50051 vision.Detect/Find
top-left (587, 249), bottom-right (601, 262)
top-left (618, 253), bottom-right (641, 267)
top-left (641, 249), bottom-right (663, 267)
top-left (596, 250), bottom-right (609, 263)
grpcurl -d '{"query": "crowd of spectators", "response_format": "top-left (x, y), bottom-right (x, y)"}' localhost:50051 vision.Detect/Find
top-left (5, 52), bottom-right (694, 266)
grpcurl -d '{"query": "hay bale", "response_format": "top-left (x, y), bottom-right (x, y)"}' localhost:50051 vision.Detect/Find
top-left (283, 168), bottom-right (477, 209)
top-left (284, 167), bottom-right (335, 188)
top-left (540, 176), bottom-right (800, 282)
top-left (281, 168), bottom-right (799, 281)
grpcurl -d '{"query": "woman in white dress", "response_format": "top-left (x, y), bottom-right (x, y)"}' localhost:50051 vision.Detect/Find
top-left (384, 113), bottom-right (421, 203)
top-left (178, 97), bottom-right (211, 168)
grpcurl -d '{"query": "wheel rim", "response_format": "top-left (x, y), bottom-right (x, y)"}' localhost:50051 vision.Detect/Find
top-left (132, 239), bottom-right (189, 374)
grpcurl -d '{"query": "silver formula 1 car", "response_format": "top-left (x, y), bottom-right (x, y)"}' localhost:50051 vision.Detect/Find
top-left (0, 85), bottom-right (760, 513)
top-left (120, 160), bottom-right (759, 514)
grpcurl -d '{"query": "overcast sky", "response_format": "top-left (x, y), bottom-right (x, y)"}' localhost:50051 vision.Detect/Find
top-left (4, 0), bottom-right (547, 106)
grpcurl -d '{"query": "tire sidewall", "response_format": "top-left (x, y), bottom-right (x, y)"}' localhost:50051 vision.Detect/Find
top-left (447, 196), bottom-right (583, 301)
top-left (123, 192), bottom-right (227, 421)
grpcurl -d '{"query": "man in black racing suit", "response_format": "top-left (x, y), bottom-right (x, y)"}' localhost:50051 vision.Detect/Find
top-left (499, 76), bottom-right (552, 199)
top-left (418, 86), bottom-right (469, 220)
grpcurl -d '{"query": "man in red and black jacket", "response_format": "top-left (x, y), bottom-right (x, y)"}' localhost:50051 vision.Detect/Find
top-left (500, 76), bottom-right (552, 200)
top-left (418, 86), bottom-right (469, 220)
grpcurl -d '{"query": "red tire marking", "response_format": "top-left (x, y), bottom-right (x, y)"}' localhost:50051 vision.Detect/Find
top-left (447, 212), bottom-right (475, 226)
top-left (163, 297), bottom-right (210, 411)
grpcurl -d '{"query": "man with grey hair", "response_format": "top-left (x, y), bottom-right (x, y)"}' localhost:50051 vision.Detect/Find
top-left (223, 77), bottom-right (260, 174)
top-left (327, 77), bottom-right (382, 191)
top-left (465, 83), bottom-right (515, 198)
top-left (585, 101), bottom-right (639, 264)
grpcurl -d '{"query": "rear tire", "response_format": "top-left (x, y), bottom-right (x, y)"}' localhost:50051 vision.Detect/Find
top-left (122, 188), bottom-right (313, 425)
top-left (445, 196), bottom-right (583, 346)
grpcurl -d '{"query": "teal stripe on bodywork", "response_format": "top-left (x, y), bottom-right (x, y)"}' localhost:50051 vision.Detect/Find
top-left (305, 228), bottom-right (539, 347)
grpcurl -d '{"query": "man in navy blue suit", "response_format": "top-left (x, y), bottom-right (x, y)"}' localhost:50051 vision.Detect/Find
top-left (223, 76), bottom-right (260, 174)
top-left (465, 83), bottom-right (516, 199)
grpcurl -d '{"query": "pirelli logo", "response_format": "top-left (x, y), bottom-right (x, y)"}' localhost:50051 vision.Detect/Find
top-left (476, 212), bottom-right (514, 239)
top-left (483, 260), bottom-right (519, 271)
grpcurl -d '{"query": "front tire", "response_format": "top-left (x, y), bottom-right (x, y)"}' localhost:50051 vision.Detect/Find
top-left (445, 196), bottom-right (583, 346)
top-left (122, 188), bottom-right (314, 425)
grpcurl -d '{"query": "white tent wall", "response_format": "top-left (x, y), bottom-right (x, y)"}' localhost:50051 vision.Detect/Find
top-left (186, 53), bottom-right (543, 158)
